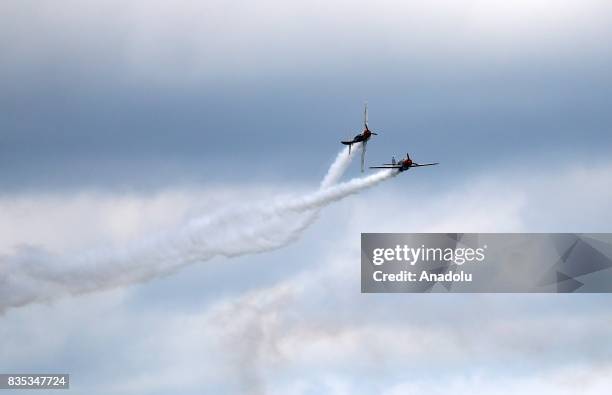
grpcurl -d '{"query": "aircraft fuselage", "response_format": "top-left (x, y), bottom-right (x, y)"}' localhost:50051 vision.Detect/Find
top-left (397, 159), bottom-right (413, 172)
top-left (349, 129), bottom-right (373, 144)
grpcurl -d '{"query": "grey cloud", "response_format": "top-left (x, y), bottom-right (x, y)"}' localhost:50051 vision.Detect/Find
top-left (1, 197), bottom-right (611, 394)
top-left (2, 1), bottom-right (612, 190)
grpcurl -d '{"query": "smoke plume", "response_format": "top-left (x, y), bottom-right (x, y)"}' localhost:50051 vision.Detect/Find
top-left (0, 144), bottom-right (396, 312)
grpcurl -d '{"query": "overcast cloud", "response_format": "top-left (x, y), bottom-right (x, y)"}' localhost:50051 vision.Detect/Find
top-left (2, 161), bottom-right (612, 394)
top-left (2, 1), bottom-right (612, 394)
top-left (2, 0), bottom-right (612, 189)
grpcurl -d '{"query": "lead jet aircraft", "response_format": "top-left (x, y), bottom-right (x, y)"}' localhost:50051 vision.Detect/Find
top-left (341, 104), bottom-right (378, 172)
top-left (370, 153), bottom-right (438, 172)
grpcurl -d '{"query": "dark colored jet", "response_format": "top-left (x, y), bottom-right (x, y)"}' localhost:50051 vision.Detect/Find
top-left (341, 104), bottom-right (378, 172)
top-left (370, 153), bottom-right (439, 172)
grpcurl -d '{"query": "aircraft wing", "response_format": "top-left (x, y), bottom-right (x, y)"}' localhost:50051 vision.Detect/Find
top-left (412, 162), bottom-right (439, 167)
top-left (369, 166), bottom-right (401, 169)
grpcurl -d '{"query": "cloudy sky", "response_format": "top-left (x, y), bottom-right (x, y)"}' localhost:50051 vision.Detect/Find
top-left (1, 1), bottom-right (612, 394)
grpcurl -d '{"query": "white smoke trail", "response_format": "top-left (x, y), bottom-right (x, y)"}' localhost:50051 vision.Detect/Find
top-left (284, 168), bottom-right (395, 212)
top-left (0, 144), bottom-right (396, 312)
top-left (320, 144), bottom-right (354, 188)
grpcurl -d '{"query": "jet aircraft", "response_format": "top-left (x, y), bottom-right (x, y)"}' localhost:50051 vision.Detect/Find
top-left (341, 104), bottom-right (378, 172)
top-left (370, 153), bottom-right (438, 172)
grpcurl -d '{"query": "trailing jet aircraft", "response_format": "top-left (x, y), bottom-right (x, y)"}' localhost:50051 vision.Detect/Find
top-left (341, 104), bottom-right (378, 172)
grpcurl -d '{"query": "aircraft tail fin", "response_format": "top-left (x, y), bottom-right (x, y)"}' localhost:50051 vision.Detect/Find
top-left (341, 141), bottom-right (353, 154)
